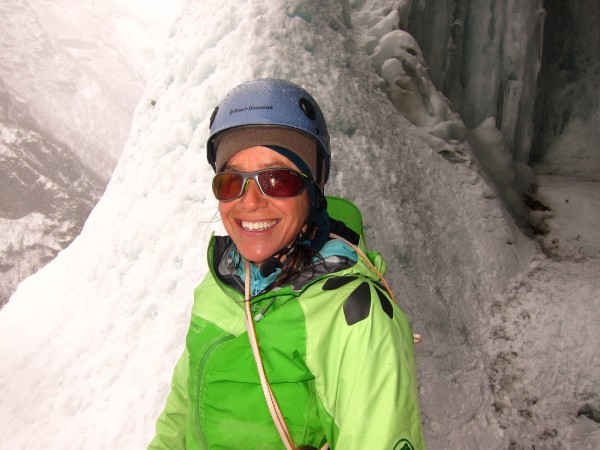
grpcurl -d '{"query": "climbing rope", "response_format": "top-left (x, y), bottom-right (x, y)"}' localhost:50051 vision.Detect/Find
top-left (243, 233), bottom-right (422, 450)
top-left (244, 260), bottom-right (296, 450)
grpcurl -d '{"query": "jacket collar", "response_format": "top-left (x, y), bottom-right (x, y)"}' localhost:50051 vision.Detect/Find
top-left (209, 235), bottom-right (358, 296)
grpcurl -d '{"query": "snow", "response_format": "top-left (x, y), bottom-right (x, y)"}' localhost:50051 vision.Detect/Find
top-left (532, 176), bottom-right (600, 259)
top-left (485, 174), bottom-right (600, 447)
top-left (535, 118), bottom-right (600, 182)
top-left (1, 1), bottom-right (599, 450)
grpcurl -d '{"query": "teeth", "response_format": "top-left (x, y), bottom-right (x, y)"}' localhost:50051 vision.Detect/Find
top-left (241, 220), bottom-right (277, 231)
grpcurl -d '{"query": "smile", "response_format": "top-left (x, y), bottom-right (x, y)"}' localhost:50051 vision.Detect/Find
top-left (240, 220), bottom-right (278, 231)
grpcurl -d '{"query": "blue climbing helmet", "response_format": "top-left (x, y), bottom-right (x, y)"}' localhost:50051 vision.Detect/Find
top-left (206, 79), bottom-right (331, 188)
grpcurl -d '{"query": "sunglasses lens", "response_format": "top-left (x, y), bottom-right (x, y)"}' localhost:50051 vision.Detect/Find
top-left (213, 169), bottom-right (306, 200)
top-left (258, 169), bottom-right (306, 197)
top-left (213, 173), bottom-right (244, 200)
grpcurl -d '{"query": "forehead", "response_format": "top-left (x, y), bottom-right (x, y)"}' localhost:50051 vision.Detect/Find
top-left (223, 146), bottom-right (301, 172)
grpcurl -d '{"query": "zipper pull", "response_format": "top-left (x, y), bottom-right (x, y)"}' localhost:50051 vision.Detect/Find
top-left (254, 296), bottom-right (278, 322)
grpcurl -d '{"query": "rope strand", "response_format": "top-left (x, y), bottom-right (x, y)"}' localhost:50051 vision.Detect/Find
top-left (245, 261), bottom-right (296, 450)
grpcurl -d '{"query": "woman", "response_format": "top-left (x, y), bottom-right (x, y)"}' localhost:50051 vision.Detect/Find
top-left (149, 79), bottom-right (425, 450)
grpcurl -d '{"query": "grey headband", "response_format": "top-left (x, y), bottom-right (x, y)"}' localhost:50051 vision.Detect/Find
top-left (213, 126), bottom-right (325, 189)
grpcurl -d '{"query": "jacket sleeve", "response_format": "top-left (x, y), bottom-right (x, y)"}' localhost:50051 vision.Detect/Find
top-left (304, 278), bottom-right (425, 449)
top-left (147, 349), bottom-right (189, 450)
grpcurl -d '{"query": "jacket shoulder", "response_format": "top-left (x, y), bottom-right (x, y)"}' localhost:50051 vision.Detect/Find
top-left (192, 272), bottom-right (246, 336)
top-left (300, 270), bottom-right (410, 334)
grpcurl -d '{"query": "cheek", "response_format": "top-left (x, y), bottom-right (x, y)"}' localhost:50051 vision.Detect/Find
top-left (218, 203), bottom-right (233, 227)
top-left (286, 194), bottom-right (309, 226)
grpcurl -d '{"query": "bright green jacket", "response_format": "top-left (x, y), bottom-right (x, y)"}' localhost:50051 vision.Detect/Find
top-left (149, 198), bottom-right (425, 450)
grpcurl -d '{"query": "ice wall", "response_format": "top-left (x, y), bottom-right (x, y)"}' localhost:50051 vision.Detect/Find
top-left (531, 0), bottom-right (600, 180)
top-left (408, 0), bottom-right (546, 165)
top-left (407, 0), bottom-right (600, 181)
top-left (353, 0), bottom-right (536, 224)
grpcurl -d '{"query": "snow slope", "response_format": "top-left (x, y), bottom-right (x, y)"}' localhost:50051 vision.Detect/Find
top-left (0, 79), bottom-right (101, 307)
top-left (1, 1), bottom-right (598, 449)
top-left (0, 0), bottom-right (179, 309)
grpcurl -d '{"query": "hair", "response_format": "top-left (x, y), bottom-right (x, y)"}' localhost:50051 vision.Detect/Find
top-left (264, 221), bottom-right (323, 291)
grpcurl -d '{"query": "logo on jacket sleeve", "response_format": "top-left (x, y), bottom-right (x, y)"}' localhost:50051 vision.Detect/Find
top-left (322, 276), bottom-right (393, 325)
top-left (393, 438), bottom-right (415, 450)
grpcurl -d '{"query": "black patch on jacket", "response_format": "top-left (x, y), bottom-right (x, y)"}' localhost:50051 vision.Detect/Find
top-left (323, 276), bottom-right (395, 324)
top-left (374, 285), bottom-right (394, 319)
top-left (322, 275), bottom-right (357, 290)
top-left (342, 282), bottom-right (371, 325)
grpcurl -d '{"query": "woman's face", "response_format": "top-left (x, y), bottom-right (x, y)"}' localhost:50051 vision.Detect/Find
top-left (218, 146), bottom-right (309, 267)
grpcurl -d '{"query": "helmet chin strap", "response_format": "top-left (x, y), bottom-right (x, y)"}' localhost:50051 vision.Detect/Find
top-left (258, 247), bottom-right (289, 277)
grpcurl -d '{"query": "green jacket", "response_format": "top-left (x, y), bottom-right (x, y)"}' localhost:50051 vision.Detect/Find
top-left (149, 198), bottom-right (425, 450)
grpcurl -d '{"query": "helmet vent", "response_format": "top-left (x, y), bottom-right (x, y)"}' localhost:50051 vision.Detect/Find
top-left (299, 98), bottom-right (316, 120)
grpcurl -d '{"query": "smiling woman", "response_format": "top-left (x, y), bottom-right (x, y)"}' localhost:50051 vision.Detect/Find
top-left (216, 147), bottom-right (310, 266)
top-left (148, 79), bottom-right (425, 450)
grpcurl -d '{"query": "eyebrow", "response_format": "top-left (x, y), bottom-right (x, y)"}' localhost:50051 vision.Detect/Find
top-left (223, 160), bottom-right (291, 172)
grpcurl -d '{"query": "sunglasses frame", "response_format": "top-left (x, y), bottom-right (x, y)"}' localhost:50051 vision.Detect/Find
top-left (212, 168), bottom-right (309, 201)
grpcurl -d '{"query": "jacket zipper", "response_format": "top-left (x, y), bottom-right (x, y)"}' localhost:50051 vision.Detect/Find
top-left (195, 334), bottom-right (235, 447)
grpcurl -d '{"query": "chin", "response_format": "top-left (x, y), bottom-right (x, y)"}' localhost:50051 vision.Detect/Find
top-left (237, 247), bottom-right (271, 267)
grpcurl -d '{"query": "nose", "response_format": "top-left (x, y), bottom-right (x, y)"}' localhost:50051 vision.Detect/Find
top-left (238, 179), bottom-right (268, 210)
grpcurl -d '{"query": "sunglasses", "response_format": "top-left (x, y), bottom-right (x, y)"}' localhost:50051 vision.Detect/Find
top-left (212, 168), bottom-right (308, 201)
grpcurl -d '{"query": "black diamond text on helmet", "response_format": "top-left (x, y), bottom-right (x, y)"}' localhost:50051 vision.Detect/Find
top-left (229, 105), bottom-right (274, 115)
